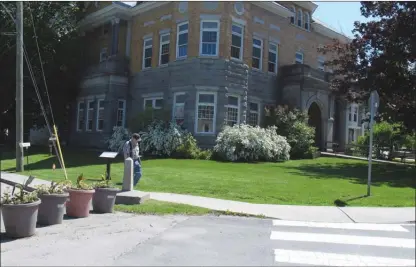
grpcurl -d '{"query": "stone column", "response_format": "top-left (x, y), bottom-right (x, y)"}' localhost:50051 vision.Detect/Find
top-left (122, 157), bottom-right (133, 191)
top-left (111, 18), bottom-right (120, 56)
top-left (326, 95), bottom-right (335, 150)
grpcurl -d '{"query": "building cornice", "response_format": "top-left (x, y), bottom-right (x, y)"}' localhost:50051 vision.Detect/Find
top-left (253, 2), bottom-right (294, 18)
top-left (293, 1), bottom-right (318, 14)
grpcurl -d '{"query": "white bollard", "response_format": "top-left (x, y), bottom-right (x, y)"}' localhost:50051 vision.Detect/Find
top-left (122, 157), bottom-right (134, 191)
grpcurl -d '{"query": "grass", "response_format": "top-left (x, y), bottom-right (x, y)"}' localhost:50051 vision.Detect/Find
top-left (1, 147), bottom-right (415, 207)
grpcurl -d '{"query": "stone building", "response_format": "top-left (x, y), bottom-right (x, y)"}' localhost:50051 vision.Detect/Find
top-left (71, 1), bottom-right (365, 150)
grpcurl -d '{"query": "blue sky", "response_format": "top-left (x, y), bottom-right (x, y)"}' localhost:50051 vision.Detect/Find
top-left (123, 1), bottom-right (370, 38)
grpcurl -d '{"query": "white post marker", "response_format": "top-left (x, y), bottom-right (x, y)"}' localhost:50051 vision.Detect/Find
top-left (367, 90), bottom-right (379, 196)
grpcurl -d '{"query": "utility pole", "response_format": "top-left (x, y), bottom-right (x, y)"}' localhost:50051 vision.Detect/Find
top-left (16, 1), bottom-right (24, 172)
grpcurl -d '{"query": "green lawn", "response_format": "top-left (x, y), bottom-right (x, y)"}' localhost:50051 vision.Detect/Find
top-left (1, 147), bottom-right (415, 207)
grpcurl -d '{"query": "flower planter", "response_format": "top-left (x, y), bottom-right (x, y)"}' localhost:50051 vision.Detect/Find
top-left (37, 193), bottom-right (69, 225)
top-left (66, 189), bottom-right (95, 218)
top-left (1, 200), bottom-right (41, 238)
top-left (92, 188), bottom-right (121, 213)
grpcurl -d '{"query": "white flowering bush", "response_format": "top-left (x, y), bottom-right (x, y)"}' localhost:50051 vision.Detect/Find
top-left (213, 124), bottom-right (291, 162)
top-left (141, 120), bottom-right (188, 156)
top-left (106, 126), bottom-right (132, 152)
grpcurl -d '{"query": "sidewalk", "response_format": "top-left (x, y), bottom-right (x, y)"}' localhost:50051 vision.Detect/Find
top-left (321, 152), bottom-right (415, 165)
top-left (1, 171), bottom-right (415, 224)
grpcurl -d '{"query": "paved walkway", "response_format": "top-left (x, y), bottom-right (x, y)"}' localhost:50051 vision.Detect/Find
top-left (1, 171), bottom-right (415, 224)
top-left (321, 152), bottom-right (415, 166)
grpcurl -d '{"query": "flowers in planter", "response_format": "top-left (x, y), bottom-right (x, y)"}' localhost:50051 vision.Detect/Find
top-left (71, 174), bottom-right (93, 190)
top-left (213, 124), bottom-right (291, 162)
top-left (0, 184), bottom-right (39, 205)
top-left (35, 180), bottom-right (71, 196)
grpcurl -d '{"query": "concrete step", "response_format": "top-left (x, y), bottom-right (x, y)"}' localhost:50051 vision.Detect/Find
top-left (116, 190), bottom-right (150, 205)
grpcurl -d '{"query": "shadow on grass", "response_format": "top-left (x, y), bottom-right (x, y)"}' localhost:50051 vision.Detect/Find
top-left (334, 195), bottom-right (369, 207)
top-left (281, 162), bottom-right (416, 189)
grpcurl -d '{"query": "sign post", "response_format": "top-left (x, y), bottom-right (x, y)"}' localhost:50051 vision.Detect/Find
top-left (99, 152), bottom-right (119, 180)
top-left (367, 90), bottom-right (379, 196)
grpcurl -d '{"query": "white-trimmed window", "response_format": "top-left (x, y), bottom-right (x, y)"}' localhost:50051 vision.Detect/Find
top-left (173, 92), bottom-right (186, 125)
top-left (100, 48), bottom-right (107, 62)
top-left (348, 104), bottom-right (359, 122)
top-left (225, 95), bottom-right (240, 126)
top-left (231, 24), bottom-right (243, 60)
top-left (297, 9), bottom-right (303, 27)
top-left (248, 102), bottom-right (260, 126)
top-left (86, 100), bottom-right (94, 131)
top-left (116, 100), bottom-right (126, 127)
top-left (159, 33), bottom-right (170, 65)
top-left (176, 22), bottom-right (188, 59)
top-left (200, 20), bottom-right (219, 56)
top-left (290, 6), bottom-right (295, 24)
top-left (353, 106), bottom-right (358, 122)
top-left (304, 12), bottom-right (310, 30)
top-left (196, 92), bottom-right (216, 134)
top-left (76, 101), bottom-right (85, 132)
top-left (317, 57), bottom-right (325, 71)
top-left (144, 97), bottom-right (163, 110)
top-left (96, 99), bottom-right (104, 131)
top-left (295, 52), bottom-right (304, 64)
top-left (268, 42), bottom-right (278, 73)
top-left (142, 37), bottom-right (153, 69)
top-left (252, 37), bottom-right (263, 70)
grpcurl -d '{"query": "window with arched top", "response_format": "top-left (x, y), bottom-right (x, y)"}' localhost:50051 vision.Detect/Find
top-left (304, 12), bottom-right (310, 31)
top-left (297, 9), bottom-right (303, 27)
top-left (290, 6), bottom-right (295, 24)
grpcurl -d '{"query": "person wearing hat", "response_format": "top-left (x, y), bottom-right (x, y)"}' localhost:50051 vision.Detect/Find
top-left (123, 133), bottom-right (142, 186)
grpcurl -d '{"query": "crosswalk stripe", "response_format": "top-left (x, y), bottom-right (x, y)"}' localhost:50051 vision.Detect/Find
top-left (274, 249), bottom-right (415, 266)
top-left (270, 231), bottom-right (415, 248)
top-left (272, 220), bottom-right (409, 232)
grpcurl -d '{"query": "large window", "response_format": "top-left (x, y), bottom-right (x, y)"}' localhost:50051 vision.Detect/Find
top-left (196, 92), bottom-right (216, 134)
top-left (268, 42), bottom-right (278, 73)
top-left (116, 100), bottom-right (126, 127)
top-left (96, 99), bottom-right (104, 131)
top-left (297, 9), bottom-right (303, 27)
top-left (86, 100), bottom-right (94, 131)
top-left (231, 24), bottom-right (243, 60)
top-left (142, 37), bottom-right (153, 69)
top-left (304, 12), bottom-right (311, 30)
top-left (248, 102), bottom-right (260, 126)
top-left (176, 22), bottom-right (188, 59)
top-left (200, 20), bottom-right (219, 56)
top-left (173, 92), bottom-right (186, 125)
top-left (252, 37), bottom-right (263, 70)
top-left (159, 33), bottom-right (170, 65)
top-left (295, 52), bottom-right (304, 64)
top-left (77, 101), bottom-right (85, 132)
top-left (225, 95), bottom-right (240, 126)
top-left (144, 97), bottom-right (163, 110)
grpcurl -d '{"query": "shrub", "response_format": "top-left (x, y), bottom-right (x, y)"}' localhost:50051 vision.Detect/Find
top-left (264, 105), bottom-right (317, 159)
top-left (213, 124), bottom-right (291, 162)
top-left (174, 133), bottom-right (206, 159)
top-left (106, 126), bottom-right (131, 153)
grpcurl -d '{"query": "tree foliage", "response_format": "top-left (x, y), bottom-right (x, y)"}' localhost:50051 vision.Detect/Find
top-left (0, 2), bottom-right (85, 142)
top-left (320, 2), bottom-right (416, 131)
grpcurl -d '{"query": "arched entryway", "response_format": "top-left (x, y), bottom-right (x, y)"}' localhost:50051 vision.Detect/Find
top-left (308, 102), bottom-right (323, 150)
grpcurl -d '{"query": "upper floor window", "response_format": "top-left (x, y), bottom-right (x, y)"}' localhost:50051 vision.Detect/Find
top-left (252, 37), bottom-right (263, 70)
top-left (268, 42), bottom-right (278, 73)
top-left (176, 22), bottom-right (188, 59)
top-left (77, 101), bottom-right (85, 132)
top-left (348, 104), bottom-right (359, 122)
top-left (304, 12), bottom-right (311, 31)
top-left (116, 100), bottom-right (126, 127)
top-left (159, 33), bottom-right (170, 66)
top-left (295, 52), bottom-right (304, 64)
top-left (100, 48), bottom-right (107, 62)
top-left (144, 97), bottom-right (163, 110)
top-left (317, 57), bottom-right (325, 71)
top-left (200, 20), bottom-right (219, 56)
top-left (142, 37), bottom-right (153, 69)
top-left (290, 6), bottom-right (295, 24)
top-left (231, 24), bottom-right (244, 60)
top-left (225, 95), bottom-right (240, 126)
top-left (96, 99), bottom-right (104, 131)
top-left (297, 9), bottom-right (303, 28)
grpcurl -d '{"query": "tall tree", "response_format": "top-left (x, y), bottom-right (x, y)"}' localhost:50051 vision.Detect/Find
top-left (320, 2), bottom-right (416, 131)
top-left (0, 2), bottom-right (85, 142)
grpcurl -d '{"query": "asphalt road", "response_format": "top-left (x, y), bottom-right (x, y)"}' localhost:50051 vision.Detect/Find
top-left (1, 212), bottom-right (415, 266)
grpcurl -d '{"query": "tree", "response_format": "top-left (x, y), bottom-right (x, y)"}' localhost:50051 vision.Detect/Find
top-left (320, 2), bottom-right (416, 131)
top-left (0, 2), bottom-right (85, 142)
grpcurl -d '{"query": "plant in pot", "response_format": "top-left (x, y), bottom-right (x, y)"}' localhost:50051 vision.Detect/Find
top-left (92, 175), bottom-right (121, 213)
top-left (65, 174), bottom-right (95, 218)
top-left (35, 180), bottom-right (71, 226)
top-left (1, 182), bottom-right (41, 238)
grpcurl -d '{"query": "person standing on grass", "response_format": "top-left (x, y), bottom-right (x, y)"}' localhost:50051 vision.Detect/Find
top-left (123, 133), bottom-right (142, 186)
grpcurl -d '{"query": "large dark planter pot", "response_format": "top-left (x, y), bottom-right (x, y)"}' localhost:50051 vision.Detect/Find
top-left (92, 188), bottom-right (121, 213)
top-left (1, 200), bottom-right (41, 238)
top-left (37, 193), bottom-right (69, 226)
top-left (66, 189), bottom-right (95, 218)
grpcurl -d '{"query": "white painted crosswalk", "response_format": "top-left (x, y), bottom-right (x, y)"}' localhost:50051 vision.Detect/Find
top-left (270, 220), bottom-right (415, 266)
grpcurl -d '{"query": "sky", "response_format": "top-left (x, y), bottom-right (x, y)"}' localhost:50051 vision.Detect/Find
top-left (122, 1), bottom-right (370, 38)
